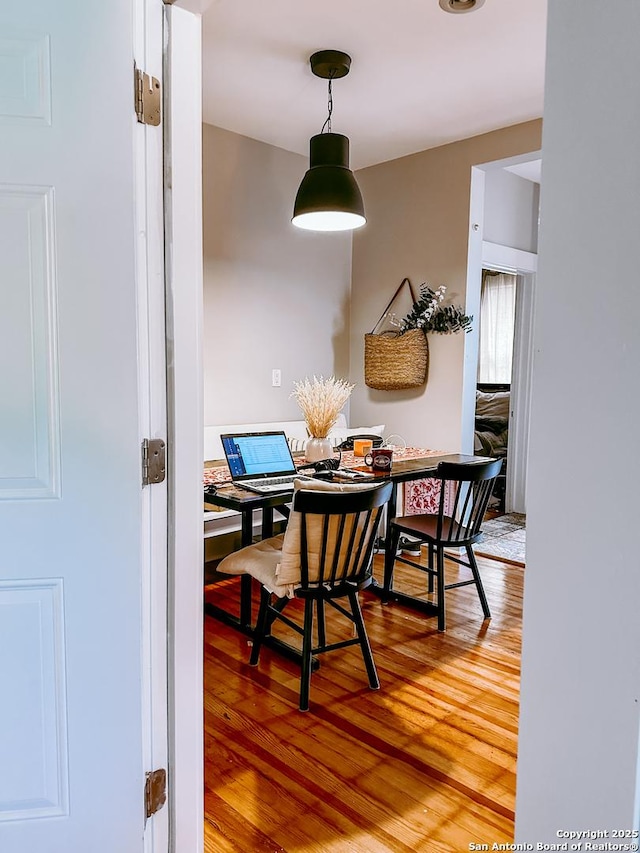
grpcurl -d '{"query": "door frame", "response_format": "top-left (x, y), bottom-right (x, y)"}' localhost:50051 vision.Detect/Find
top-left (465, 156), bottom-right (540, 516)
top-left (163, 5), bottom-right (204, 853)
top-left (480, 242), bottom-right (537, 514)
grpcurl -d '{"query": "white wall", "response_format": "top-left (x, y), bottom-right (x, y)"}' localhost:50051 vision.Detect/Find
top-left (202, 124), bottom-right (352, 425)
top-left (516, 1), bottom-right (640, 838)
top-left (483, 167), bottom-right (539, 253)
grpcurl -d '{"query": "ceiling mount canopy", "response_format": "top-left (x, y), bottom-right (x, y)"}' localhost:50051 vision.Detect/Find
top-left (439, 0), bottom-right (486, 13)
top-left (292, 50), bottom-right (366, 233)
top-left (309, 49), bottom-right (351, 80)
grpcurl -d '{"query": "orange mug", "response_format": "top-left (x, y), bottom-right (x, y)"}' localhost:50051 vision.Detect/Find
top-left (364, 447), bottom-right (393, 472)
top-left (353, 438), bottom-right (374, 457)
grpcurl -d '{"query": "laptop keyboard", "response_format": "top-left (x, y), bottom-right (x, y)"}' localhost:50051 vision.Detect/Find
top-left (244, 476), bottom-right (296, 487)
top-left (240, 474), bottom-right (312, 492)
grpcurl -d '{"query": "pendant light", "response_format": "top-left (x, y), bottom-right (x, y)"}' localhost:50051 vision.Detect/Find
top-left (292, 50), bottom-right (366, 232)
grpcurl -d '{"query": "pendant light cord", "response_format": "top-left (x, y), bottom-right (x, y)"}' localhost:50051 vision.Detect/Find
top-left (320, 73), bottom-right (335, 134)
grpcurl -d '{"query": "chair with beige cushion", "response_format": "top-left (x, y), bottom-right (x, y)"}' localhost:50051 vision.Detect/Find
top-left (217, 478), bottom-right (392, 711)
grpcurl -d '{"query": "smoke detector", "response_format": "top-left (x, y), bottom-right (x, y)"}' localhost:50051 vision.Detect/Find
top-left (439, 0), bottom-right (486, 13)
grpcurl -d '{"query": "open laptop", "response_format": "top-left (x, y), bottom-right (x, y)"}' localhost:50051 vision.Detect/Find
top-left (220, 431), bottom-right (312, 494)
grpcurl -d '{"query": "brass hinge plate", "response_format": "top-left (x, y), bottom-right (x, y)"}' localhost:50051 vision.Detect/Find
top-left (142, 438), bottom-right (166, 486)
top-left (145, 768), bottom-right (167, 820)
top-left (134, 64), bottom-right (161, 126)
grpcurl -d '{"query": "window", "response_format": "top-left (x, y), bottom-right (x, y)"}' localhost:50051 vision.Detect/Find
top-left (478, 270), bottom-right (517, 384)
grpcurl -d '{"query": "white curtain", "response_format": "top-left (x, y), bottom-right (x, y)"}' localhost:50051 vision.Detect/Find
top-left (478, 271), bottom-right (517, 383)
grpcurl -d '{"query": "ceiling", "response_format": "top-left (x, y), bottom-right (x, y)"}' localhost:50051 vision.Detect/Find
top-left (201, 0), bottom-right (548, 171)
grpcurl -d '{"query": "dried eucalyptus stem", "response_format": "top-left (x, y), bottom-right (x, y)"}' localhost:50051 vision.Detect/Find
top-left (400, 283), bottom-right (473, 334)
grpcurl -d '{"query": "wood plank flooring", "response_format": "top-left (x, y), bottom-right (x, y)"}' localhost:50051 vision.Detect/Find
top-left (203, 551), bottom-right (523, 852)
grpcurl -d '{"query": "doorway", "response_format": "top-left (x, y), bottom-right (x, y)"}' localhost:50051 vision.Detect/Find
top-left (165, 10), bottom-right (541, 846)
top-left (475, 269), bottom-right (517, 513)
top-left (466, 154), bottom-right (540, 516)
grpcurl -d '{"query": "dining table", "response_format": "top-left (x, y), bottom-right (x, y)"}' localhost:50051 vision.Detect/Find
top-left (203, 447), bottom-right (488, 645)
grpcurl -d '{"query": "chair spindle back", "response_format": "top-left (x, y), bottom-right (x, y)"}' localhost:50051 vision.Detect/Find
top-left (435, 459), bottom-right (503, 544)
top-left (295, 483), bottom-right (393, 589)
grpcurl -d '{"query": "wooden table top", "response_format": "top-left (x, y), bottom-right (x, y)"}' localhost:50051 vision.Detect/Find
top-left (203, 449), bottom-right (485, 512)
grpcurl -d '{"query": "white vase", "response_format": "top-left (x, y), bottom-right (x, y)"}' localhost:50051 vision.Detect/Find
top-left (305, 436), bottom-right (334, 463)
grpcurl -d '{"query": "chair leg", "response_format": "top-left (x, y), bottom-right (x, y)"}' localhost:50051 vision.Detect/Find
top-left (299, 598), bottom-right (315, 712)
top-left (269, 595), bottom-right (290, 627)
top-left (316, 598), bottom-right (326, 650)
top-left (349, 590), bottom-right (379, 690)
top-left (383, 524), bottom-right (402, 592)
top-left (427, 543), bottom-right (435, 593)
top-left (249, 587), bottom-right (271, 666)
top-left (436, 546), bottom-right (446, 632)
top-left (466, 545), bottom-right (491, 619)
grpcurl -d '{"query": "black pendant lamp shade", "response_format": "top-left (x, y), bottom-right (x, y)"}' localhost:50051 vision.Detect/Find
top-left (292, 133), bottom-right (365, 232)
top-left (291, 50), bottom-right (366, 233)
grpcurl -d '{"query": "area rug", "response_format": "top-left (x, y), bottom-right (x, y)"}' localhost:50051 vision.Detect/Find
top-left (474, 513), bottom-right (526, 566)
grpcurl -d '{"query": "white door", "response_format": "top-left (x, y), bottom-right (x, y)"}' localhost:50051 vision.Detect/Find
top-left (0, 1), bottom-right (166, 851)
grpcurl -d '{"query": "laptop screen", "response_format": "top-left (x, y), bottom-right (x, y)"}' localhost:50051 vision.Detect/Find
top-left (220, 431), bottom-right (298, 480)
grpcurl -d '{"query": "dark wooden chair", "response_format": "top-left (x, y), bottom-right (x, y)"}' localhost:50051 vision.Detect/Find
top-left (249, 481), bottom-right (393, 711)
top-left (383, 459), bottom-right (503, 632)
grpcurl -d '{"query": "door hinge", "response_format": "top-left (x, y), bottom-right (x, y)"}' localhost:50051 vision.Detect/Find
top-left (145, 768), bottom-right (167, 821)
top-left (142, 438), bottom-right (166, 486)
top-left (134, 63), bottom-right (161, 126)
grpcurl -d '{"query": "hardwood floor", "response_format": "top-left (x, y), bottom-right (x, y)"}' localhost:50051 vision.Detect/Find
top-left (203, 551), bottom-right (523, 852)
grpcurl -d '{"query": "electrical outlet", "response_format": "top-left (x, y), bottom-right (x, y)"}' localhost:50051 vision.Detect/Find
top-left (272, 369), bottom-right (281, 387)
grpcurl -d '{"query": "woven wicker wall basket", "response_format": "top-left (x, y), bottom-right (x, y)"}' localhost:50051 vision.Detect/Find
top-left (364, 329), bottom-right (429, 391)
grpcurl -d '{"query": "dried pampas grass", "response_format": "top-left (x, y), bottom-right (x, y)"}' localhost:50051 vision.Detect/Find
top-left (291, 375), bottom-right (354, 438)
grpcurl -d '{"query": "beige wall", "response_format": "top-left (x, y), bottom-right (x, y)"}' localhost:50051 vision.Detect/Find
top-left (202, 121), bottom-right (542, 438)
top-left (349, 120), bottom-right (542, 451)
top-left (202, 124), bottom-right (352, 425)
